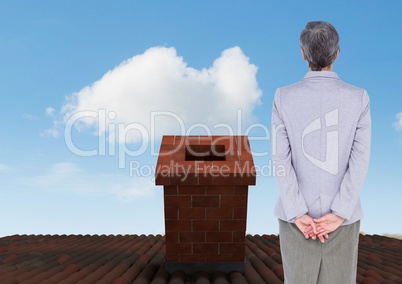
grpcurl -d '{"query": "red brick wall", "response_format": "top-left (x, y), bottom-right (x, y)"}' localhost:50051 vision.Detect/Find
top-left (164, 185), bottom-right (248, 263)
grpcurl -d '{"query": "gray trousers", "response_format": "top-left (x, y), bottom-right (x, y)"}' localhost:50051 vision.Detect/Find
top-left (278, 219), bottom-right (360, 284)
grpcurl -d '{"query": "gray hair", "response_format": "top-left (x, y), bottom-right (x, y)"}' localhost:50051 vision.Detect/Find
top-left (300, 21), bottom-right (340, 71)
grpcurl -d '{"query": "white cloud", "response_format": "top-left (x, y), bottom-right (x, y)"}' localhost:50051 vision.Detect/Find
top-left (27, 162), bottom-right (154, 200)
top-left (41, 107), bottom-right (60, 137)
top-left (41, 127), bottom-right (60, 138)
top-left (393, 112), bottom-right (402, 131)
top-left (23, 114), bottom-right (39, 121)
top-left (48, 46), bottom-right (262, 143)
top-left (46, 107), bottom-right (56, 117)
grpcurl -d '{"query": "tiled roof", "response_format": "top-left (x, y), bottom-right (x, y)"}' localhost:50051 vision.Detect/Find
top-left (1, 234), bottom-right (401, 283)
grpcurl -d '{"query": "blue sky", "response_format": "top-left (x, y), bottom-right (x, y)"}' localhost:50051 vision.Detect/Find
top-left (1, 1), bottom-right (402, 237)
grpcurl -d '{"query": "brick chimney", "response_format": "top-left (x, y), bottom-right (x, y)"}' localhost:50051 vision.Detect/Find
top-left (155, 135), bottom-right (256, 274)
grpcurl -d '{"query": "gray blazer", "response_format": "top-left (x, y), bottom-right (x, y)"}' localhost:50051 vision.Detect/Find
top-left (271, 71), bottom-right (371, 225)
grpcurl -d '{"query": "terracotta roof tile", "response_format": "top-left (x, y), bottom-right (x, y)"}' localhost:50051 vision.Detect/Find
top-left (1, 234), bottom-right (402, 283)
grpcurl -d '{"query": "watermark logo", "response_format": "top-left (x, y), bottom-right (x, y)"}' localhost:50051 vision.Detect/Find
top-left (62, 108), bottom-right (339, 177)
top-left (63, 109), bottom-right (271, 167)
top-left (302, 108), bottom-right (339, 175)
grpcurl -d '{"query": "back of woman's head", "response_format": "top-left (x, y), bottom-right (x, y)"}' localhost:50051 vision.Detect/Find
top-left (300, 21), bottom-right (340, 71)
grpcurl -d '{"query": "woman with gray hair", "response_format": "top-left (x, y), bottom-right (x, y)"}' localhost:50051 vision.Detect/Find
top-left (271, 21), bottom-right (371, 283)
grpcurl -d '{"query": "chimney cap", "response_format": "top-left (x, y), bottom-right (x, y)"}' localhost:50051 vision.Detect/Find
top-left (155, 135), bottom-right (256, 186)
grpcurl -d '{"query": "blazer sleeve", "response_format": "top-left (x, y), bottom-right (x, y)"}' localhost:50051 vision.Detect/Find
top-left (271, 88), bottom-right (308, 222)
top-left (330, 90), bottom-right (371, 220)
